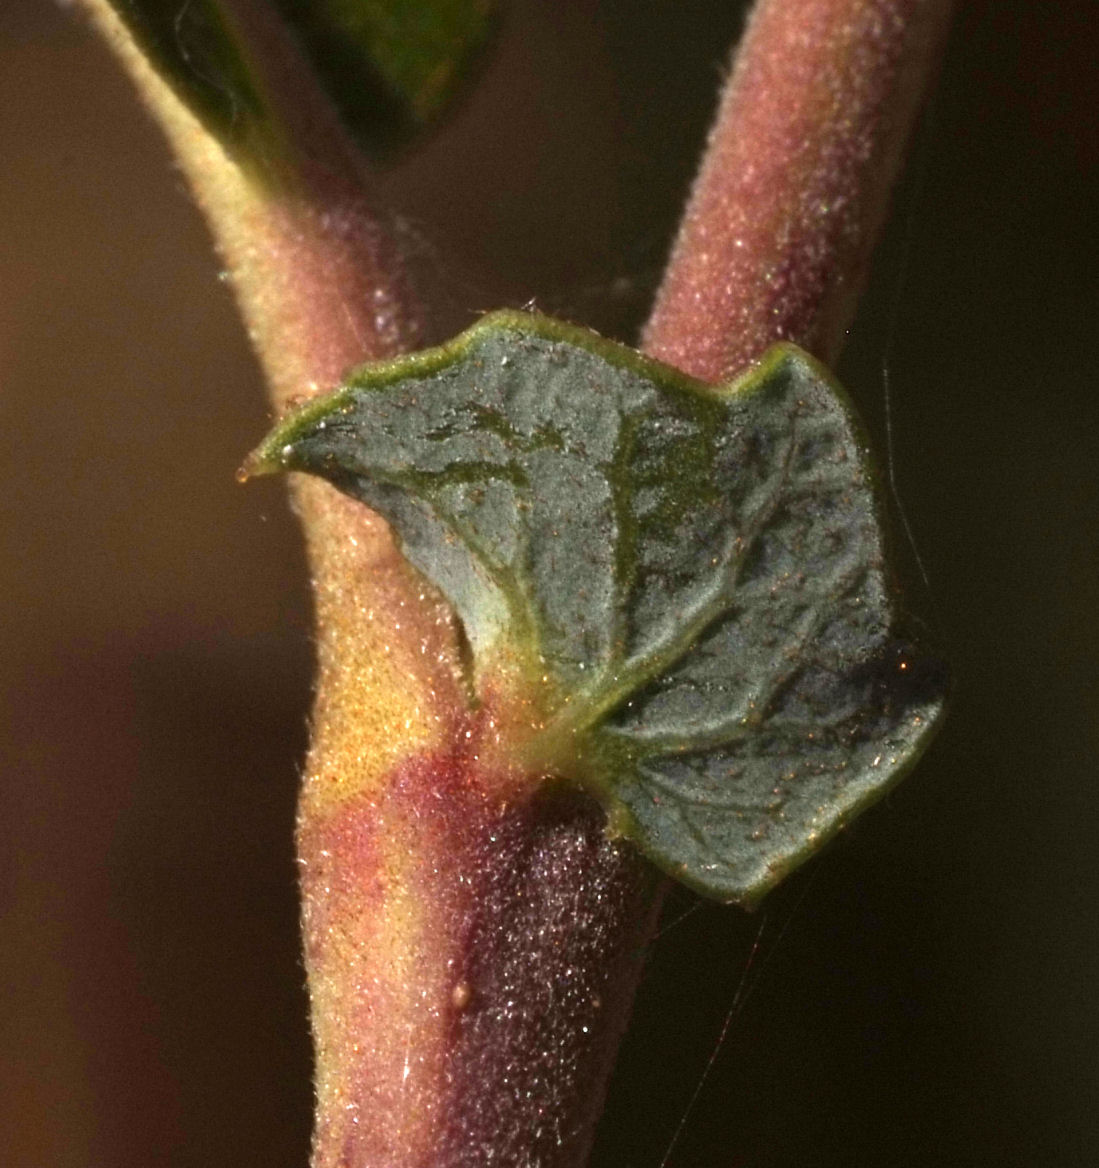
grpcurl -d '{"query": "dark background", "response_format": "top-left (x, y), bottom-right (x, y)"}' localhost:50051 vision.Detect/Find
top-left (2, 1), bottom-right (1096, 1165)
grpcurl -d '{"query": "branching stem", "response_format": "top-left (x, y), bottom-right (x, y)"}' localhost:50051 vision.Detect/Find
top-left (80, 0), bottom-right (953, 1164)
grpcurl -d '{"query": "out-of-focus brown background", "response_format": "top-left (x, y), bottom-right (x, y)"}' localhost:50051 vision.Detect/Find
top-left (2, 1), bottom-right (1097, 1165)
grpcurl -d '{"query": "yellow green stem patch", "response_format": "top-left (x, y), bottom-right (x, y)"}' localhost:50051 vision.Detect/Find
top-left (248, 311), bottom-right (946, 904)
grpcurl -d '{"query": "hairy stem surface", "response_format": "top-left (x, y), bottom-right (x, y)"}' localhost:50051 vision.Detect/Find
top-left (81, 0), bottom-right (953, 1164)
top-left (643, 0), bottom-right (954, 381)
top-left (81, 3), bottom-right (664, 1164)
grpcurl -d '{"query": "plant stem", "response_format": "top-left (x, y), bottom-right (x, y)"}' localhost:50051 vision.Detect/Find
top-left (643, 0), bottom-right (954, 381)
top-left (80, 4), bottom-right (664, 1165)
top-left (80, 0), bottom-right (954, 1165)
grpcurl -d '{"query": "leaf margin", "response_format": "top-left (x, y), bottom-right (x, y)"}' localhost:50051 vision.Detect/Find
top-left (245, 310), bottom-right (947, 905)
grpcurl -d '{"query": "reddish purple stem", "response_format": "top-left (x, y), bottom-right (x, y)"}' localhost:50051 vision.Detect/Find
top-left (643, 0), bottom-right (954, 382)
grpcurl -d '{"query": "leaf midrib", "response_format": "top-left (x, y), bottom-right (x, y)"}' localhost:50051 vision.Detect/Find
top-left (537, 420), bottom-right (801, 757)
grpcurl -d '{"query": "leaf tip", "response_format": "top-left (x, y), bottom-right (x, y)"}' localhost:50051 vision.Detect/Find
top-left (237, 440), bottom-right (289, 483)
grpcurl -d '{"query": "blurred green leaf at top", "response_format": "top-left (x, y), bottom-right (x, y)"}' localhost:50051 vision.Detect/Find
top-left (104, 0), bottom-right (498, 168)
top-left (274, 0), bottom-right (498, 154)
top-left (105, 0), bottom-right (272, 161)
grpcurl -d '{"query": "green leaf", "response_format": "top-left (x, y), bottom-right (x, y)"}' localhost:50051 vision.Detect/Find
top-left (104, 0), bottom-right (496, 163)
top-left (104, 0), bottom-right (272, 161)
top-left (271, 0), bottom-right (498, 154)
top-left (248, 312), bottom-right (946, 904)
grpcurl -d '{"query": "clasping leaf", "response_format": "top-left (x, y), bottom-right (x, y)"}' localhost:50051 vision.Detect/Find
top-left (247, 311), bottom-right (946, 903)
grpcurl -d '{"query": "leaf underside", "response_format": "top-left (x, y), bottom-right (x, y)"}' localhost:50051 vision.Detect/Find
top-left (251, 312), bottom-right (946, 903)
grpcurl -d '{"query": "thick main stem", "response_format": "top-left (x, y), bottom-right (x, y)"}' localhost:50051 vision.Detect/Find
top-left (643, 0), bottom-right (954, 381)
top-left (82, 3), bottom-right (663, 1165)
